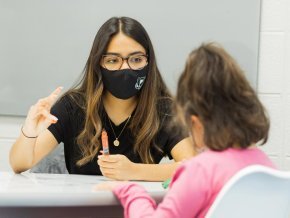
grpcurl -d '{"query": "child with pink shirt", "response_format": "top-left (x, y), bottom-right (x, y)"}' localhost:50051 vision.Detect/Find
top-left (96, 43), bottom-right (275, 218)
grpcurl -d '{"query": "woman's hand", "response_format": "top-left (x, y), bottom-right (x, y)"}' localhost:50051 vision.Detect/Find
top-left (97, 154), bottom-right (137, 180)
top-left (22, 87), bottom-right (63, 137)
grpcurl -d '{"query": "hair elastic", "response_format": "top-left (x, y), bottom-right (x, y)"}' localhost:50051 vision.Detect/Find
top-left (21, 126), bottom-right (38, 138)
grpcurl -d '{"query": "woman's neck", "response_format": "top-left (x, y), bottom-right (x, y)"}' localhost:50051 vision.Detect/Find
top-left (103, 91), bottom-right (137, 125)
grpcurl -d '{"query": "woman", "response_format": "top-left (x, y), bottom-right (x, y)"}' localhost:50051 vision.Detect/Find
top-left (10, 17), bottom-right (195, 181)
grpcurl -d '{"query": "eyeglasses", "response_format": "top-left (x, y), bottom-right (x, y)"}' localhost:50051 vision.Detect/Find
top-left (102, 54), bottom-right (148, 71)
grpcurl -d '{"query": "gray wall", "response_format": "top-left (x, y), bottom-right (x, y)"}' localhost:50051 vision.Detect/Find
top-left (0, 0), bottom-right (261, 116)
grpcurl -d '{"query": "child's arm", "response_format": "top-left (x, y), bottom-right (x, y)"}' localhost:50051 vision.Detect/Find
top-left (113, 163), bottom-right (210, 218)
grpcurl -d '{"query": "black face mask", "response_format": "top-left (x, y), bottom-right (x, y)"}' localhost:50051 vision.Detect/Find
top-left (101, 66), bottom-right (148, 100)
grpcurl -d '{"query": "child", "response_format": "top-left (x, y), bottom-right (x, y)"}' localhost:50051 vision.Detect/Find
top-left (95, 43), bottom-right (275, 217)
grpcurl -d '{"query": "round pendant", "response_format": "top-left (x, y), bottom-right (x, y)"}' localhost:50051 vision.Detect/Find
top-left (113, 139), bottom-right (120, 146)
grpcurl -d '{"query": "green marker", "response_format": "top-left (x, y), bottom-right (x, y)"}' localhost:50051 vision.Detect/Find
top-left (162, 178), bottom-right (171, 189)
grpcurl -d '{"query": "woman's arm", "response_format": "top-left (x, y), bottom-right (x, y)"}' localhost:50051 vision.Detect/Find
top-left (133, 137), bottom-right (196, 181)
top-left (10, 128), bottom-right (59, 173)
top-left (98, 137), bottom-right (196, 181)
top-left (9, 87), bottom-right (62, 173)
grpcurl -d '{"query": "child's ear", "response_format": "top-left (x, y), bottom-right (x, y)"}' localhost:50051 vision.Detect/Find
top-left (190, 115), bottom-right (205, 150)
top-left (191, 115), bottom-right (202, 129)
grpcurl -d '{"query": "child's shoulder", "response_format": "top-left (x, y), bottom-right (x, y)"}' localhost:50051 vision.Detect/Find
top-left (183, 147), bottom-right (272, 172)
top-left (182, 149), bottom-right (239, 171)
top-left (178, 151), bottom-right (218, 174)
top-left (186, 149), bottom-right (223, 164)
top-left (172, 152), bottom-right (218, 185)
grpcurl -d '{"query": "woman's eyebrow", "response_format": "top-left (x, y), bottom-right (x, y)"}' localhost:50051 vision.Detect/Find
top-left (128, 51), bottom-right (146, 56)
top-left (104, 51), bottom-right (146, 56)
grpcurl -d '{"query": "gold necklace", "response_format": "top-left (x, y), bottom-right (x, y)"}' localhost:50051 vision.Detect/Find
top-left (108, 115), bottom-right (131, 146)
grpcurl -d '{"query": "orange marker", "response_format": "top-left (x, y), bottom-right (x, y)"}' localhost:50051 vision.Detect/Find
top-left (101, 129), bottom-right (109, 155)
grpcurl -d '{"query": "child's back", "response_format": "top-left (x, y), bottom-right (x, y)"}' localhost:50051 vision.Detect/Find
top-left (168, 147), bottom-right (275, 217)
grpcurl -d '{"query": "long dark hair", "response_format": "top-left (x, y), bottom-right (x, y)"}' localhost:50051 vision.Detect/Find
top-left (64, 17), bottom-right (171, 165)
top-left (176, 43), bottom-right (269, 150)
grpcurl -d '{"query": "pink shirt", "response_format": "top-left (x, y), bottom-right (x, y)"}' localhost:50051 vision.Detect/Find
top-left (113, 147), bottom-right (275, 218)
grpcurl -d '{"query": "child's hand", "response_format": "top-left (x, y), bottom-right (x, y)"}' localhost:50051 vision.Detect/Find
top-left (93, 181), bottom-right (127, 191)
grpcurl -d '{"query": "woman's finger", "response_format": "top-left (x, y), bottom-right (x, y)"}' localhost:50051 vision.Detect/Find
top-left (46, 86), bottom-right (63, 105)
top-left (98, 155), bottom-right (119, 163)
top-left (97, 159), bottom-right (116, 169)
top-left (100, 168), bottom-right (115, 177)
top-left (33, 109), bottom-right (58, 123)
top-left (35, 98), bottom-right (50, 106)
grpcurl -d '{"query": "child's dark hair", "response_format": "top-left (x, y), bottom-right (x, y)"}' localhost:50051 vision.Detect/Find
top-left (175, 43), bottom-right (269, 151)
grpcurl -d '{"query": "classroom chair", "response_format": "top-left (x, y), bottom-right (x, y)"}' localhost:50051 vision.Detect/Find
top-left (206, 165), bottom-right (290, 218)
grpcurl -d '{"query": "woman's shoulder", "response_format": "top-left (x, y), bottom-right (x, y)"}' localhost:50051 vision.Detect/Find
top-left (157, 97), bottom-right (173, 115)
top-left (156, 97), bottom-right (189, 140)
top-left (55, 91), bottom-right (85, 113)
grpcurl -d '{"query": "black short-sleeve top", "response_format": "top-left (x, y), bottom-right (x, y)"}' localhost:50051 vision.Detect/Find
top-left (48, 95), bottom-right (185, 175)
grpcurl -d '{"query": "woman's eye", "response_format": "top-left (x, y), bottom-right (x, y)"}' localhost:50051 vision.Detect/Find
top-left (105, 58), bottom-right (119, 64)
top-left (130, 57), bottom-right (142, 63)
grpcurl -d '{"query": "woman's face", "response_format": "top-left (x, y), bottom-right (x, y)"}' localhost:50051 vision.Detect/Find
top-left (101, 32), bottom-right (147, 70)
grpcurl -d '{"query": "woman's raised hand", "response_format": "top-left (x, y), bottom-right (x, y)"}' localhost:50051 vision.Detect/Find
top-left (22, 87), bottom-right (63, 138)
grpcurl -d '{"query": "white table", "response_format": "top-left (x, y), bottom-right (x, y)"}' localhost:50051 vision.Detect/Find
top-left (0, 172), bottom-right (166, 218)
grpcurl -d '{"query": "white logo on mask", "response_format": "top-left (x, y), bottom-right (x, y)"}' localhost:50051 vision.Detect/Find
top-left (135, 77), bottom-right (146, 90)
